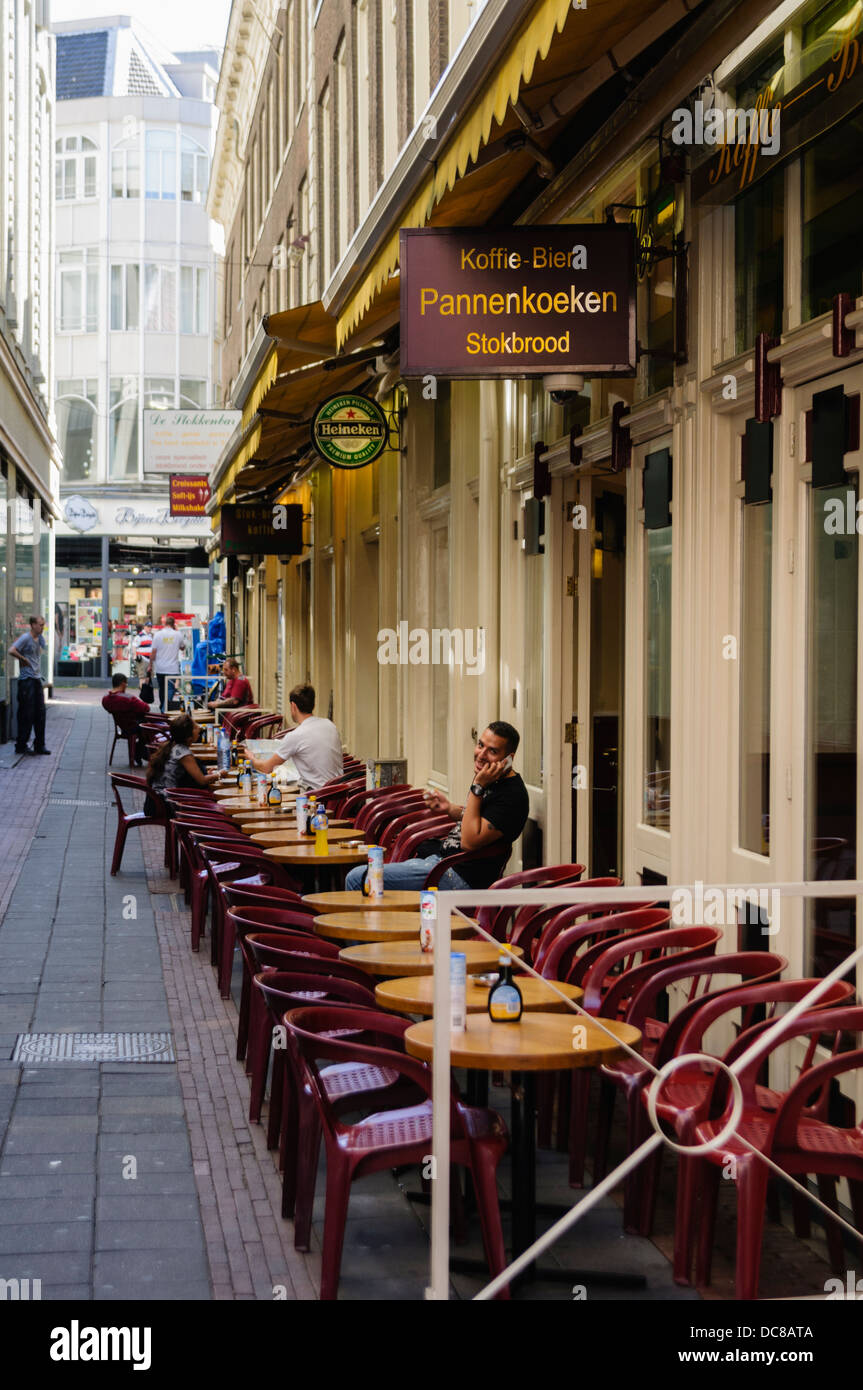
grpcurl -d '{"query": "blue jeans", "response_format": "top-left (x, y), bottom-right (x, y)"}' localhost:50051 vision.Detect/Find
top-left (344, 855), bottom-right (472, 893)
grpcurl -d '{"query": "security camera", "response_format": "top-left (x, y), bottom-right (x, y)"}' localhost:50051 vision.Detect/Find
top-left (543, 373), bottom-right (584, 404)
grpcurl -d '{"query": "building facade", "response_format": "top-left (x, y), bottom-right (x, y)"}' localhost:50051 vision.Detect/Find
top-left (52, 17), bottom-right (221, 678)
top-left (207, 0), bottom-right (863, 1068)
top-left (0, 0), bottom-right (57, 742)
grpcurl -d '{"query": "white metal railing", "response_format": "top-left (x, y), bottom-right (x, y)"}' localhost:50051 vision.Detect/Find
top-left (425, 881), bottom-right (863, 1301)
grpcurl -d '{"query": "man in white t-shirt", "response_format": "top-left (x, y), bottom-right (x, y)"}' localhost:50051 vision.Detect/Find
top-left (247, 683), bottom-right (343, 791)
top-left (148, 615), bottom-right (186, 712)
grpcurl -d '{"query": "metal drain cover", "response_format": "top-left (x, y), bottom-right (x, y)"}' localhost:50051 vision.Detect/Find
top-left (48, 797), bottom-right (112, 808)
top-left (12, 1032), bottom-right (175, 1064)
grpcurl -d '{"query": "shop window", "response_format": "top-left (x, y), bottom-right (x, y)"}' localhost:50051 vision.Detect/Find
top-left (58, 249), bottom-right (99, 333)
top-left (56, 379), bottom-right (98, 482)
top-left (807, 479), bottom-right (857, 978)
top-left (734, 165), bottom-right (784, 354)
top-left (14, 492), bottom-right (34, 641)
top-left (145, 130), bottom-right (177, 200)
top-left (643, 520), bottom-right (672, 829)
top-left (802, 112), bottom-right (863, 323)
top-left (433, 381), bottom-right (451, 489)
top-left (522, 528), bottom-right (545, 787)
top-left (110, 263), bottom-right (140, 331)
top-left (55, 135), bottom-right (97, 201)
top-left (109, 377), bottom-right (140, 479)
top-left (180, 266), bottom-right (208, 334)
top-left (739, 501), bottom-right (772, 853)
top-left (111, 137), bottom-right (141, 199)
top-left (801, 0), bottom-right (861, 84)
top-left (144, 263), bottom-right (177, 332)
top-left (180, 135), bottom-right (208, 204)
top-left (0, 468), bottom-right (6, 702)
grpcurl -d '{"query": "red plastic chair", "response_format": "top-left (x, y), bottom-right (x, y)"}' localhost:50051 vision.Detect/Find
top-left (109, 774), bottom-right (169, 876)
top-left (285, 1004), bottom-right (510, 1299)
top-left (226, 905), bottom-right (320, 1053)
top-left (108, 713), bottom-right (139, 768)
top-left (200, 844), bottom-right (301, 986)
top-left (423, 840), bottom-right (514, 888)
top-left (649, 978), bottom-right (857, 1285)
top-left (250, 969), bottom-right (378, 1153)
top-left (540, 907), bottom-right (672, 987)
top-left (244, 713), bottom-right (284, 738)
top-left (589, 950), bottom-right (787, 1220)
top-left (680, 1004), bottom-right (863, 1298)
top-left (562, 924), bottom-right (720, 1186)
top-left (388, 816), bottom-right (453, 863)
top-left (477, 864), bottom-right (589, 945)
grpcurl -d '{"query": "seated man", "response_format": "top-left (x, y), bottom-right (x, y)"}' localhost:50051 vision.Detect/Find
top-left (102, 673), bottom-right (151, 766)
top-left (207, 659), bottom-right (253, 711)
top-left (345, 721), bottom-right (529, 892)
top-left (247, 683), bottom-right (342, 791)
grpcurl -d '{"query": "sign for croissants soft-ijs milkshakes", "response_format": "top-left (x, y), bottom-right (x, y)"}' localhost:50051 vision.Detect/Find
top-left (399, 225), bottom-right (637, 378)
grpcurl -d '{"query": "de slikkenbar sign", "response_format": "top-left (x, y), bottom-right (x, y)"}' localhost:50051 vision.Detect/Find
top-left (399, 225), bottom-right (636, 378)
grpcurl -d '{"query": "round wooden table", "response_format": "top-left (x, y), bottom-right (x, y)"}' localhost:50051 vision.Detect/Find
top-left (263, 844), bottom-right (369, 865)
top-left (214, 795), bottom-right (297, 812)
top-left (249, 826), bottom-right (360, 846)
top-left (301, 890), bottom-right (422, 913)
top-left (375, 975), bottom-right (583, 1015)
top-left (314, 911), bottom-right (478, 944)
top-left (338, 941), bottom-right (523, 978)
top-left (237, 817), bottom-right (352, 833)
top-left (405, 1013), bottom-right (641, 1274)
top-left (221, 802), bottom-right (299, 820)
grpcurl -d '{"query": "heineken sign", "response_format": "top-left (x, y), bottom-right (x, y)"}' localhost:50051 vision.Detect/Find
top-left (400, 225), bottom-right (637, 378)
top-left (311, 393), bottom-right (389, 468)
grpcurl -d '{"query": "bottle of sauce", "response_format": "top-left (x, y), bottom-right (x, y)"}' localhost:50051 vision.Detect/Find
top-left (267, 775), bottom-right (282, 807)
top-left (487, 952), bottom-right (523, 1022)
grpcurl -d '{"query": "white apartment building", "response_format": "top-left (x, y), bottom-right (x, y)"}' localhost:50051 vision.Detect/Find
top-left (0, 0), bottom-right (57, 743)
top-left (52, 15), bottom-right (221, 679)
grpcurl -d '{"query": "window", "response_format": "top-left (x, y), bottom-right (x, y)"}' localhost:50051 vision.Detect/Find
top-left (55, 135), bottom-right (97, 200)
top-left (111, 137), bottom-right (141, 198)
top-left (802, 112), bottom-right (863, 323)
top-left (56, 379), bottom-right (98, 482)
top-left (267, 78), bottom-right (276, 195)
top-left (412, 0), bottom-right (431, 127)
top-left (432, 527), bottom-right (449, 775)
top-left (109, 377), bottom-right (139, 479)
top-left (643, 524), bottom-right (672, 829)
top-left (522, 523), bottom-right (544, 787)
top-left (334, 37), bottom-right (350, 259)
top-left (180, 266), bottom-right (208, 334)
top-left (735, 165), bottom-right (784, 354)
top-left (179, 378), bottom-right (207, 407)
top-left (739, 502), bottom-right (772, 853)
top-left (58, 249), bottom-right (99, 333)
top-left (180, 135), bottom-right (208, 203)
top-left (145, 130), bottom-right (176, 199)
top-left (110, 264), bottom-right (140, 331)
top-left (807, 478), bottom-right (858, 977)
top-left (144, 264), bottom-right (177, 331)
top-left (144, 377), bottom-right (175, 410)
top-left (355, 0), bottom-right (371, 220)
top-left (319, 82), bottom-right (332, 278)
top-left (285, 1), bottom-right (295, 130)
top-left (379, 0), bottom-right (398, 177)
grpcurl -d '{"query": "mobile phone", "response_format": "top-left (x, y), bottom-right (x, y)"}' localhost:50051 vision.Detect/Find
top-left (499, 755), bottom-right (513, 773)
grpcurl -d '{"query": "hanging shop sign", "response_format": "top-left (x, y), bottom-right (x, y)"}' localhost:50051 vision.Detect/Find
top-left (143, 409), bottom-right (242, 474)
top-left (311, 393), bottom-right (389, 468)
top-left (691, 21), bottom-right (863, 203)
top-left (169, 475), bottom-right (211, 518)
top-left (399, 225), bottom-right (637, 379)
top-left (220, 502), bottom-right (304, 555)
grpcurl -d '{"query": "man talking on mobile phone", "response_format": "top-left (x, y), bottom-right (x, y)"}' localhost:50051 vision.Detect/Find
top-left (345, 721), bottom-right (529, 892)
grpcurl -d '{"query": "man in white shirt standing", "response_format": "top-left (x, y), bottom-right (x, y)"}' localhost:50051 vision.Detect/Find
top-left (247, 683), bottom-right (343, 790)
top-left (148, 615), bottom-right (186, 712)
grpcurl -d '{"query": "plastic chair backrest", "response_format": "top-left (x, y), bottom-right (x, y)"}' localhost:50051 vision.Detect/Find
top-left (226, 906), bottom-right (318, 937)
top-left (378, 806), bottom-right (439, 852)
top-left (423, 840), bottom-right (514, 888)
top-left (254, 969), bottom-right (376, 1013)
top-left (579, 925), bottom-right (722, 1014)
top-left (220, 883), bottom-right (307, 912)
top-left (533, 896), bottom-right (654, 970)
top-left (244, 938), bottom-right (369, 987)
top-left (244, 930), bottom-right (339, 968)
top-left (388, 817), bottom-right (452, 863)
top-left (677, 978), bottom-right (857, 1057)
top-left (540, 907), bottom-right (671, 982)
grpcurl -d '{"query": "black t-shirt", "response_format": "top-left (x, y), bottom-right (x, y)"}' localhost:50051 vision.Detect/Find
top-left (417, 773), bottom-right (530, 888)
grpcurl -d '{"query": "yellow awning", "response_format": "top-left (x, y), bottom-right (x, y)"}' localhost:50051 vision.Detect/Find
top-left (242, 350), bottom-right (278, 430)
top-left (336, 0), bottom-right (573, 348)
top-left (214, 420), bottom-right (263, 511)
